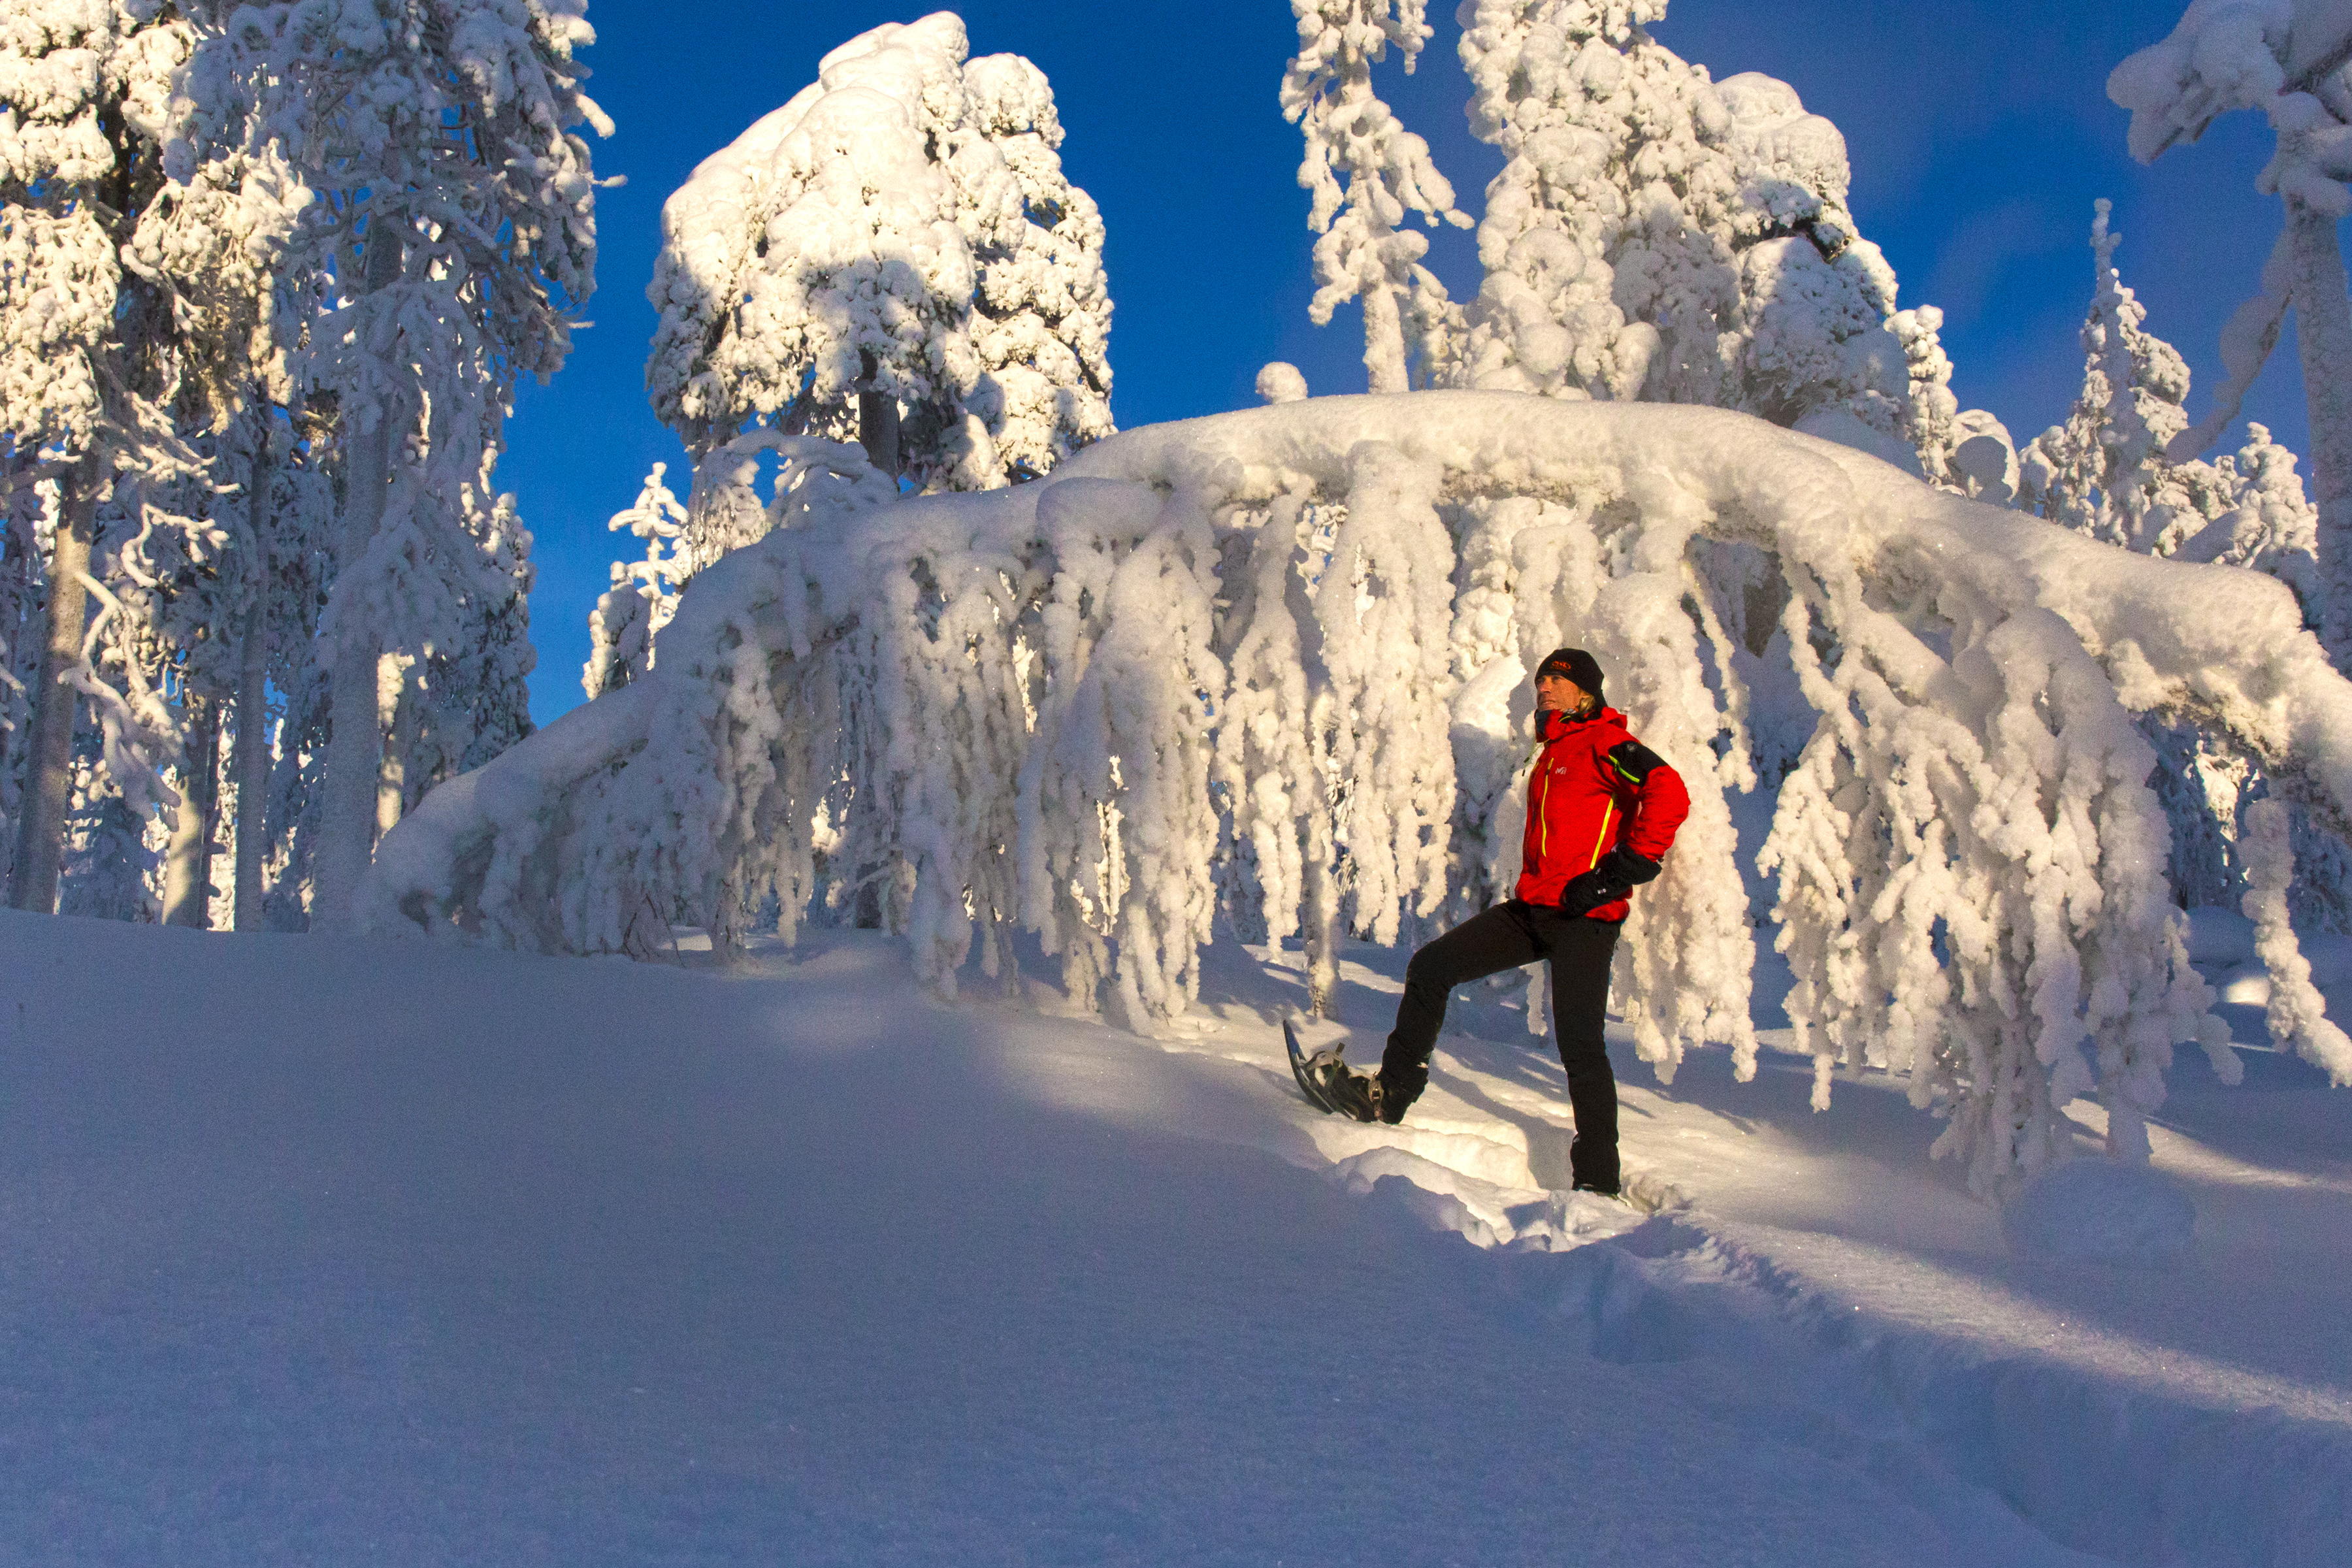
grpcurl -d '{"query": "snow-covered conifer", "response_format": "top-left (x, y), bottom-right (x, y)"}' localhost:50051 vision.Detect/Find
top-left (2020, 203), bottom-right (2340, 923)
top-left (1256, 363), bottom-right (1310, 404)
top-left (2112, 2), bottom-right (2352, 660)
top-left (58, 740), bottom-right (162, 921)
top-left (0, 0), bottom-right (208, 912)
top-left (2023, 204), bottom-right (2324, 598)
top-left (197, 0), bottom-right (605, 931)
top-left (1451, 2), bottom-right (1957, 469)
top-left (1281, 0), bottom-right (1471, 392)
top-left (585, 463), bottom-right (689, 699)
top-left (1948, 410), bottom-right (2021, 505)
top-left (958, 53), bottom-right (1114, 481)
top-left (2019, 201), bottom-right (2229, 549)
top-left (646, 11), bottom-right (1112, 557)
top-left (386, 471), bottom-right (538, 821)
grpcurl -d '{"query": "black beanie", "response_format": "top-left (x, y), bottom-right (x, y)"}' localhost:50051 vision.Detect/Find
top-left (1534, 647), bottom-right (1605, 700)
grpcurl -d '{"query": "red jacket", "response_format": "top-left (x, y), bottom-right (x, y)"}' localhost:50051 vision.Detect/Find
top-left (1515, 706), bottom-right (1690, 919)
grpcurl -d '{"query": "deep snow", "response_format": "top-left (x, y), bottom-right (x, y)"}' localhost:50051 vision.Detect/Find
top-left (1, 907), bottom-right (2346, 1565)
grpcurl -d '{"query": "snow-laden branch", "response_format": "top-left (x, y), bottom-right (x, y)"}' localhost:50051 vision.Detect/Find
top-left (365, 393), bottom-right (2352, 1190)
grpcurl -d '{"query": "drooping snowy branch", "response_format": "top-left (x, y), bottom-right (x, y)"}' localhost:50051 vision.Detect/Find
top-left (365, 393), bottom-right (2352, 1191)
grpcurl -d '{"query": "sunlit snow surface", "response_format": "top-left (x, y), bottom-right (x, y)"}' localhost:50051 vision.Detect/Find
top-left (3, 910), bottom-right (2346, 1565)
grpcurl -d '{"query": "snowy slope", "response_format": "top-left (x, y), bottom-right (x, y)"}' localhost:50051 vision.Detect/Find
top-left (2, 910), bottom-right (2345, 1565)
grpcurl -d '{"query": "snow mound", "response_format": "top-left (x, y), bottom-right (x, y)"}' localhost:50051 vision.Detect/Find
top-left (2300, 932), bottom-right (2352, 989)
top-left (1326, 1144), bottom-right (1642, 1251)
top-left (2002, 1158), bottom-right (2197, 1265)
top-left (2185, 906), bottom-right (2259, 966)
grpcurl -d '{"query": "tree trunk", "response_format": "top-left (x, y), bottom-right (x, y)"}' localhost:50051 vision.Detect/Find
top-left (231, 439), bottom-right (272, 932)
top-left (310, 229), bottom-right (403, 934)
top-left (1360, 277), bottom-right (1408, 396)
top-left (7, 466), bottom-right (95, 913)
top-left (376, 653), bottom-right (415, 838)
top-left (310, 431), bottom-right (389, 932)
top-left (857, 349), bottom-right (902, 477)
top-left (2287, 200), bottom-right (2352, 664)
top-left (161, 694), bottom-right (218, 926)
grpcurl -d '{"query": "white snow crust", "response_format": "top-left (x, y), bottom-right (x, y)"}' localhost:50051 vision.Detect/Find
top-left (3, 907), bottom-right (2347, 1565)
top-left (2002, 1159), bottom-right (2200, 1264)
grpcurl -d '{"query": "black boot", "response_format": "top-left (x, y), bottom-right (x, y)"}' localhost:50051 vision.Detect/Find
top-left (1569, 1135), bottom-right (1621, 1198)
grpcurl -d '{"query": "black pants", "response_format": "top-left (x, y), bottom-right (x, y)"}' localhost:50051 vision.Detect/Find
top-left (1379, 900), bottom-right (1625, 1189)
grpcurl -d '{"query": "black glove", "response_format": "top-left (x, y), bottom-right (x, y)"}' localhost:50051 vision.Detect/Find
top-left (1557, 845), bottom-right (1662, 917)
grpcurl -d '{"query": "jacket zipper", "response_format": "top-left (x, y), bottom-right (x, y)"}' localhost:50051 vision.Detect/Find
top-left (1533, 754), bottom-right (1551, 857)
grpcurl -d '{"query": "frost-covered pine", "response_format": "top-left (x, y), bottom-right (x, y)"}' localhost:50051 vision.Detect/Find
top-left (1281, 0), bottom-right (1471, 393)
top-left (1451, 0), bottom-right (1961, 474)
top-left (2194, 423), bottom-right (2327, 595)
top-left (960, 54), bottom-right (1115, 482)
top-left (393, 471), bottom-right (538, 814)
top-left (131, 44), bottom-right (314, 930)
top-left (2023, 204), bottom-right (2323, 593)
top-left (2019, 201), bottom-right (2340, 923)
top-left (0, 482), bottom-right (51, 890)
top-left (646, 10), bottom-right (1112, 549)
top-left (2112, 1), bottom-right (2352, 661)
top-left (58, 739), bottom-right (163, 923)
top-left (2020, 201), bottom-right (2232, 550)
top-left (0, 0), bottom-right (204, 912)
top-left (585, 463), bottom-right (689, 699)
top-left (199, 0), bottom-right (605, 930)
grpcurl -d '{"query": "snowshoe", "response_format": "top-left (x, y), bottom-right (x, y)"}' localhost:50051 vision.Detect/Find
top-left (1283, 1019), bottom-right (1384, 1122)
top-left (1282, 1018), bottom-right (1337, 1113)
top-left (1315, 1061), bottom-right (1384, 1123)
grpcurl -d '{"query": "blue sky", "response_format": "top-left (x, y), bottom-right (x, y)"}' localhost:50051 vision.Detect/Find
top-left (503, 0), bottom-right (2318, 725)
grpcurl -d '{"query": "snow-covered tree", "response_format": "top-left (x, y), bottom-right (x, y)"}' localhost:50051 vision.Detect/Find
top-left (645, 10), bottom-right (1113, 551)
top-left (365, 393), bottom-right (2352, 1195)
top-left (131, 35), bottom-right (315, 929)
top-left (0, 481), bottom-right (52, 889)
top-left (2019, 200), bottom-right (2339, 918)
top-left (584, 463), bottom-right (689, 700)
top-left (2023, 204), bottom-right (2323, 588)
top-left (2020, 201), bottom-right (2234, 551)
top-left (1281, 0), bottom-right (1471, 393)
top-left (960, 52), bottom-right (1115, 482)
top-left (191, 0), bottom-right (605, 932)
top-left (0, 0), bottom-right (209, 912)
top-left (220, 410), bottom-right (337, 930)
top-left (1446, 0), bottom-right (1963, 474)
top-left (2111, 1), bottom-right (2352, 662)
top-left (378, 467), bottom-right (538, 828)
top-left (58, 737), bottom-right (161, 921)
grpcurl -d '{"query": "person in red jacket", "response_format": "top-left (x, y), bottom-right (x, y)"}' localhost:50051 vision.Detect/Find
top-left (1316, 647), bottom-right (1690, 1197)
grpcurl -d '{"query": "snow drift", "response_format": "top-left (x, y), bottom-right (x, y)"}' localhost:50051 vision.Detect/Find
top-left (364, 392), bottom-right (2352, 1188)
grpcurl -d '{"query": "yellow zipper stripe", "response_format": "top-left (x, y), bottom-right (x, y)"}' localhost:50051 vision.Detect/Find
top-left (1588, 800), bottom-right (1615, 870)
top-left (1534, 760), bottom-right (1550, 856)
